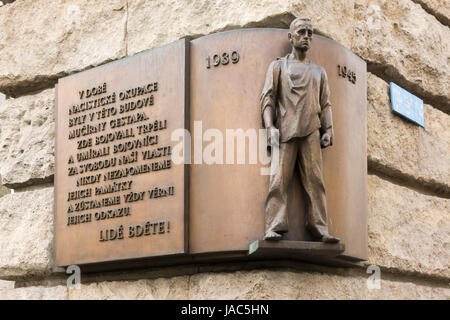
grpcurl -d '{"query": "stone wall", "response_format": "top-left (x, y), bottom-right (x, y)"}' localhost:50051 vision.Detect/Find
top-left (0, 0), bottom-right (448, 299)
top-left (0, 95), bottom-right (10, 197)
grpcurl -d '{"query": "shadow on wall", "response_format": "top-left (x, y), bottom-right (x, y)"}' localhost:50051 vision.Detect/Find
top-left (0, 1), bottom-right (17, 7)
top-left (0, 178), bottom-right (9, 198)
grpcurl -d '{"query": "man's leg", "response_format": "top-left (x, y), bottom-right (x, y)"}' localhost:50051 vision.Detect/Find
top-left (264, 140), bottom-right (298, 240)
top-left (297, 131), bottom-right (339, 242)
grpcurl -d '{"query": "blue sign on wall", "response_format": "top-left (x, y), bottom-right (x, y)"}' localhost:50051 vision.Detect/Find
top-left (389, 82), bottom-right (424, 127)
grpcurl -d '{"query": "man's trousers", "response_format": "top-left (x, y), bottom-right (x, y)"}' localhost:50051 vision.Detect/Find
top-left (265, 130), bottom-right (329, 238)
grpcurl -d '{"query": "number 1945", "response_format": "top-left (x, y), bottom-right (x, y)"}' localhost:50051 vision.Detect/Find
top-left (337, 64), bottom-right (356, 84)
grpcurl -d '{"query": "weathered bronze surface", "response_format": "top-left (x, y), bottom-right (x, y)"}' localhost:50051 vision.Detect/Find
top-left (190, 28), bottom-right (367, 261)
top-left (54, 39), bottom-right (189, 267)
top-left (247, 240), bottom-right (350, 267)
top-left (54, 28), bottom-right (367, 269)
top-left (261, 19), bottom-right (339, 243)
top-left (249, 240), bottom-right (345, 257)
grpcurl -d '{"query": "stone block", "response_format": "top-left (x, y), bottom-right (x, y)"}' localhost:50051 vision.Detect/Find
top-left (353, 0), bottom-right (450, 113)
top-left (368, 175), bottom-right (450, 278)
top-left (0, 285), bottom-right (67, 300)
top-left (188, 270), bottom-right (450, 299)
top-left (0, 187), bottom-right (54, 278)
top-left (411, 0), bottom-right (450, 26)
top-left (126, 0), bottom-right (356, 56)
top-left (0, 89), bottom-right (54, 188)
top-left (68, 276), bottom-right (189, 300)
top-left (0, 0), bottom-right (127, 96)
top-left (367, 73), bottom-right (450, 195)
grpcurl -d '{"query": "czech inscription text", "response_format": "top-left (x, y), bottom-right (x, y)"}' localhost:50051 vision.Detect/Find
top-left (64, 81), bottom-right (175, 242)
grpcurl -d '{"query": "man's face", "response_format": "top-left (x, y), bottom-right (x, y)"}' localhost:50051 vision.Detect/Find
top-left (289, 21), bottom-right (313, 51)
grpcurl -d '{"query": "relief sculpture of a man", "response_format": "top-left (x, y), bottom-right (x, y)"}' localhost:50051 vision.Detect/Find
top-left (261, 18), bottom-right (340, 243)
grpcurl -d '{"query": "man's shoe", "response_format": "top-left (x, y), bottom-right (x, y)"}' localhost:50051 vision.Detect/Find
top-left (321, 232), bottom-right (340, 243)
top-left (263, 230), bottom-right (283, 241)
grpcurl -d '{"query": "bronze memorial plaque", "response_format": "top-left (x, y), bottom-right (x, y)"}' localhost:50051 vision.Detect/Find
top-left (54, 24), bottom-right (368, 270)
top-left (54, 39), bottom-right (189, 267)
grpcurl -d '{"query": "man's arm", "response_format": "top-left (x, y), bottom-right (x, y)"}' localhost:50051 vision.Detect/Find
top-left (260, 60), bottom-right (280, 147)
top-left (319, 68), bottom-right (333, 148)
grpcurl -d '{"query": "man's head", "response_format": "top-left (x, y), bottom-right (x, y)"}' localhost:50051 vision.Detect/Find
top-left (288, 18), bottom-right (313, 51)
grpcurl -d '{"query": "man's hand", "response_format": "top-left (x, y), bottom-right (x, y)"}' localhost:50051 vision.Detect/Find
top-left (320, 129), bottom-right (333, 148)
top-left (267, 126), bottom-right (279, 148)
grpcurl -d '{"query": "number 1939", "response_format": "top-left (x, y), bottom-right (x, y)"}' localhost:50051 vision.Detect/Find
top-left (206, 51), bottom-right (240, 68)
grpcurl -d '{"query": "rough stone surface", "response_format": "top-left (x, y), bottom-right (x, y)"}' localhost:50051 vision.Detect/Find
top-left (0, 0), bottom-right (127, 96)
top-left (0, 0), bottom-right (448, 299)
top-left (126, 0), bottom-right (356, 56)
top-left (188, 270), bottom-right (450, 299)
top-left (0, 186), bottom-right (9, 198)
top-left (0, 280), bottom-right (14, 290)
top-left (0, 285), bottom-right (67, 300)
top-left (0, 95), bottom-right (5, 193)
top-left (0, 89), bottom-right (54, 188)
top-left (1, 0), bottom-right (448, 114)
top-left (353, 0), bottom-right (450, 113)
top-left (0, 183), bottom-right (8, 198)
top-left (411, 0), bottom-right (450, 26)
top-left (0, 187), bottom-right (54, 278)
top-left (68, 276), bottom-right (189, 300)
top-left (367, 73), bottom-right (450, 195)
top-left (368, 175), bottom-right (450, 278)
top-left (2, 270), bottom-right (449, 299)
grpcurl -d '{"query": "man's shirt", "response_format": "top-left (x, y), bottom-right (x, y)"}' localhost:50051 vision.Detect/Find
top-left (260, 53), bottom-right (333, 143)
